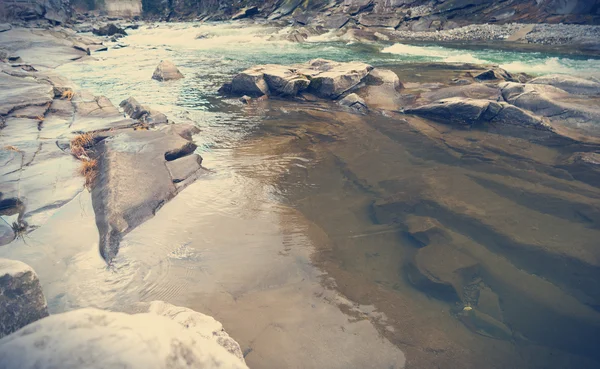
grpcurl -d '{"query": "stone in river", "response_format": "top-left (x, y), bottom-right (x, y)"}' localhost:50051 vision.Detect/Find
top-left (152, 60), bottom-right (184, 81)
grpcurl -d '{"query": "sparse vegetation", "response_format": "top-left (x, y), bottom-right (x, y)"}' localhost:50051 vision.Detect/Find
top-left (71, 133), bottom-right (98, 189)
top-left (62, 90), bottom-right (75, 101)
top-left (78, 159), bottom-right (98, 189)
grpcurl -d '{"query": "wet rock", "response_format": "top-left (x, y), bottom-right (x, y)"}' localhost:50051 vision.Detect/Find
top-left (166, 154), bottom-right (204, 184)
top-left (406, 97), bottom-right (551, 132)
top-left (92, 23), bottom-right (127, 37)
top-left (302, 59), bottom-right (374, 99)
top-left (0, 307), bottom-right (249, 369)
top-left (120, 97), bottom-right (168, 125)
top-left (364, 68), bottom-right (402, 90)
top-left (231, 6), bottom-right (259, 20)
top-left (231, 69), bottom-right (270, 97)
top-left (152, 60), bottom-right (184, 81)
top-left (529, 74), bottom-right (600, 96)
top-left (91, 129), bottom-right (201, 261)
top-left (72, 42), bottom-right (90, 55)
top-left (0, 259), bottom-right (49, 339)
top-left (239, 95), bottom-right (252, 104)
top-left (339, 93), bottom-right (368, 113)
top-left (160, 123), bottom-right (201, 141)
top-left (419, 84), bottom-right (501, 104)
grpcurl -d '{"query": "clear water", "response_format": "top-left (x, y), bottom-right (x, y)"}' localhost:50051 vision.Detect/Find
top-left (4, 21), bottom-right (599, 369)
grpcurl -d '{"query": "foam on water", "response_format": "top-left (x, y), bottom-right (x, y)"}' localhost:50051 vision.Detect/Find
top-left (382, 42), bottom-right (600, 77)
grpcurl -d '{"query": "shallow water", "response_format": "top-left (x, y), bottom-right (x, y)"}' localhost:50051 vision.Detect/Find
top-left (2, 21), bottom-right (600, 369)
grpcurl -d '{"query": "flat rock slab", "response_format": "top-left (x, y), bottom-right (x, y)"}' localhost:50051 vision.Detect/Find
top-left (0, 307), bottom-right (248, 369)
top-left (91, 128), bottom-right (202, 261)
top-left (529, 74), bottom-right (600, 96)
top-left (0, 73), bottom-right (53, 115)
top-left (71, 91), bottom-right (135, 131)
top-left (0, 258), bottom-right (48, 338)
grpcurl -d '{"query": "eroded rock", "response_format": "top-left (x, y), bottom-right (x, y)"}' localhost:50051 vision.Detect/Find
top-left (0, 307), bottom-right (248, 369)
top-left (0, 259), bottom-right (48, 339)
top-left (529, 74), bottom-right (600, 96)
top-left (152, 60), bottom-right (184, 82)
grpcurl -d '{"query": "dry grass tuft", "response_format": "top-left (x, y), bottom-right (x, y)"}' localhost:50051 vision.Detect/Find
top-left (70, 133), bottom-right (95, 159)
top-left (78, 159), bottom-right (98, 189)
top-left (62, 90), bottom-right (75, 101)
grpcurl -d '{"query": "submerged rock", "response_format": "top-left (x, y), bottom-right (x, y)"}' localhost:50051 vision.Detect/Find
top-left (0, 259), bottom-right (48, 338)
top-left (152, 60), bottom-right (184, 81)
top-left (0, 306), bottom-right (248, 369)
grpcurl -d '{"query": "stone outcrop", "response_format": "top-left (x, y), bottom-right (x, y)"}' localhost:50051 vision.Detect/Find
top-left (152, 60), bottom-right (184, 81)
top-left (226, 59), bottom-right (373, 99)
top-left (0, 305), bottom-right (248, 369)
top-left (91, 128), bottom-right (204, 261)
top-left (529, 74), bottom-right (600, 96)
top-left (0, 259), bottom-right (48, 338)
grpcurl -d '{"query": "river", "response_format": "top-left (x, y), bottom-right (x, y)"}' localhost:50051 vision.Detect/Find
top-left (2, 21), bottom-right (600, 369)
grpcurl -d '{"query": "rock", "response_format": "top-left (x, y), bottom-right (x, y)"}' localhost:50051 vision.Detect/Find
top-left (72, 42), bottom-right (90, 56)
top-left (474, 68), bottom-right (514, 82)
top-left (218, 83), bottom-right (232, 96)
top-left (458, 308), bottom-right (513, 341)
top-left (239, 95), bottom-right (252, 104)
top-left (403, 216), bottom-right (448, 248)
top-left (91, 129), bottom-right (201, 261)
top-left (358, 14), bottom-right (401, 28)
top-left (120, 97), bottom-right (168, 124)
top-left (419, 84), bottom-right (501, 104)
top-left (166, 154), bottom-right (204, 185)
top-left (0, 24), bottom-right (11, 33)
top-left (231, 65), bottom-right (310, 97)
top-left (92, 23), bottom-right (127, 37)
top-left (339, 93), bottom-right (368, 113)
top-left (231, 6), bottom-right (259, 20)
top-left (160, 123), bottom-right (201, 141)
top-left (146, 301), bottom-right (245, 362)
top-left (364, 68), bottom-right (402, 90)
top-left (0, 307), bottom-right (249, 369)
top-left (406, 97), bottom-right (551, 132)
top-left (152, 60), bottom-right (184, 81)
top-left (323, 14), bottom-right (350, 29)
top-left (231, 69), bottom-right (270, 97)
top-left (301, 59), bottom-right (374, 99)
top-left (0, 259), bottom-right (49, 339)
top-left (0, 73), bottom-right (53, 116)
top-left (529, 74), bottom-right (600, 96)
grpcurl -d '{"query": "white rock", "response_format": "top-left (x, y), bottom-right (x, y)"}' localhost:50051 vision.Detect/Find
top-left (0, 307), bottom-right (249, 369)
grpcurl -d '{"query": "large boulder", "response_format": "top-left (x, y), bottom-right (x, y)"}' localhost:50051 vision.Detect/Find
top-left (231, 65), bottom-right (310, 97)
top-left (300, 59), bottom-right (374, 99)
top-left (92, 24), bottom-right (128, 37)
top-left (405, 97), bottom-right (551, 131)
top-left (529, 74), bottom-right (600, 96)
top-left (91, 129), bottom-right (203, 261)
top-left (152, 60), bottom-right (184, 82)
top-left (0, 259), bottom-right (48, 339)
top-left (0, 307), bottom-right (248, 369)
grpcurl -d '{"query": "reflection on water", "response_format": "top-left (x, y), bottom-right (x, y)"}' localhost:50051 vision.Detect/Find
top-left (1, 22), bottom-right (598, 369)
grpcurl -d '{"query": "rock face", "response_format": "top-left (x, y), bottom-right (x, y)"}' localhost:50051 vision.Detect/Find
top-left (1, 0), bottom-right (71, 23)
top-left (0, 306), bottom-right (248, 369)
top-left (152, 60), bottom-right (184, 82)
top-left (91, 128), bottom-right (204, 261)
top-left (0, 259), bottom-right (49, 339)
top-left (227, 59), bottom-right (373, 99)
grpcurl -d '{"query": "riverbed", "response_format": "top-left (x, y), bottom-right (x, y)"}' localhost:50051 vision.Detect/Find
top-left (2, 21), bottom-right (600, 369)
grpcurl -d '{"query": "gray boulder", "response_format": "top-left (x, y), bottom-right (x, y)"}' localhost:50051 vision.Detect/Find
top-left (152, 60), bottom-right (184, 82)
top-left (529, 74), bottom-right (600, 96)
top-left (0, 259), bottom-right (48, 339)
top-left (405, 97), bottom-right (551, 131)
top-left (91, 129), bottom-right (203, 261)
top-left (120, 97), bottom-right (168, 124)
top-left (0, 306), bottom-right (248, 369)
top-left (93, 24), bottom-right (127, 37)
top-left (339, 93), bottom-right (368, 113)
top-left (301, 59), bottom-right (374, 99)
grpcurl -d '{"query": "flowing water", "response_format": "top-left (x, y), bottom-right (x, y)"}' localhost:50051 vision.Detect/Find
top-left (2, 22), bottom-right (600, 368)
